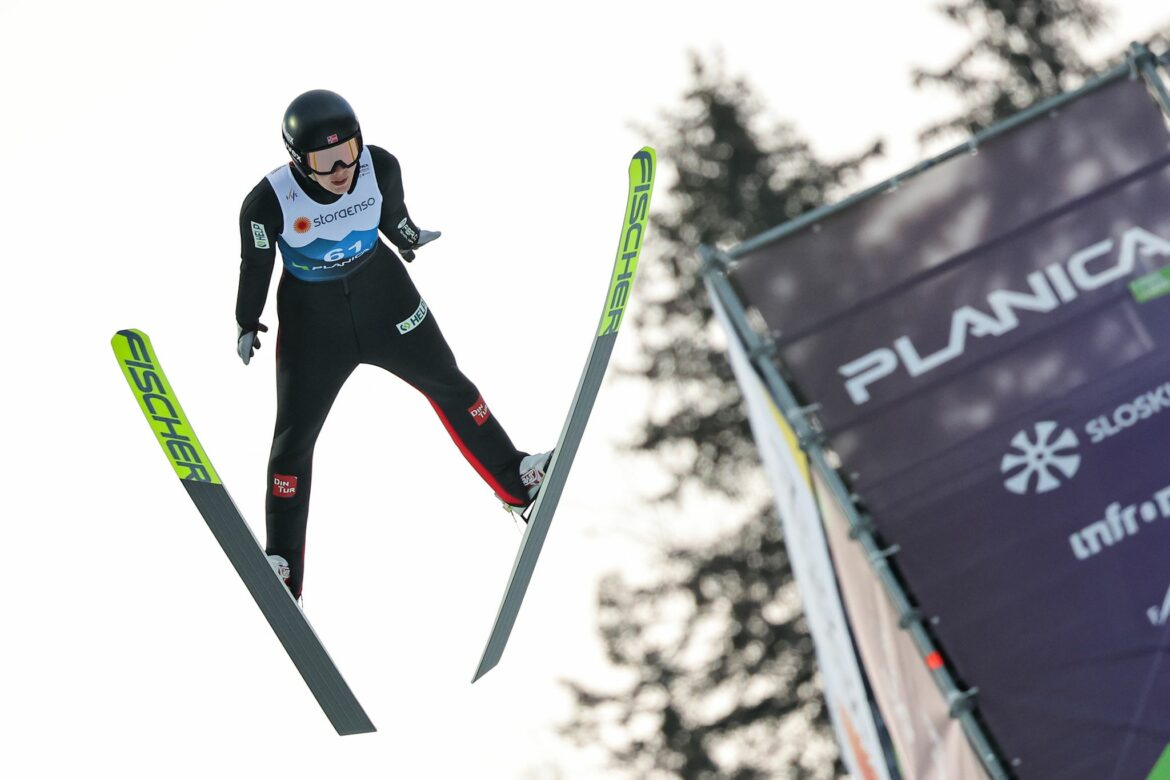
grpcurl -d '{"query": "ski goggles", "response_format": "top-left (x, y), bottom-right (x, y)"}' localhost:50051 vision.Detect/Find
top-left (305, 135), bottom-right (361, 176)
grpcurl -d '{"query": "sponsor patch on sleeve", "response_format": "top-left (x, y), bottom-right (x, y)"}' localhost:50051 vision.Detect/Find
top-left (251, 221), bottom-right (270, 249)
top-left (397, 218), bottom-right (420, 245)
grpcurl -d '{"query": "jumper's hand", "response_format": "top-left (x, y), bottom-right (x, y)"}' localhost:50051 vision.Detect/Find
top-left (401, 229), bottom-right (441, 262)
top-left (237, 323), bottom-right (269, 365)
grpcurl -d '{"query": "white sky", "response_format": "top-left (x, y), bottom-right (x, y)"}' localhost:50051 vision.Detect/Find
top-left (3, 1), bottom-right (1167, 778)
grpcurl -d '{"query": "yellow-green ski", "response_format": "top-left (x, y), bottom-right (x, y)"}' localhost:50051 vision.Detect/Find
top-left (473, 147), bottom-right (656, 682)
top-left (111, 329), bottom-right (374, 735)
top-left (111, 328), bottom-right (220, 483)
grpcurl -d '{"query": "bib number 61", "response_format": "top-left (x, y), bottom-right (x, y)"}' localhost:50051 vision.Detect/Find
top-left (323, 239), bottom-right (364, 263)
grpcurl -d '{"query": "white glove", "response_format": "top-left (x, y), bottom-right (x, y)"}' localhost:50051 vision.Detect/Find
top-left (237, 323), bottom-right (269, 365)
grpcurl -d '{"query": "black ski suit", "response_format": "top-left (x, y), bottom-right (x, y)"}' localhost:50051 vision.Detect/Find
top-left (236, 145), bottom-right (529, 597)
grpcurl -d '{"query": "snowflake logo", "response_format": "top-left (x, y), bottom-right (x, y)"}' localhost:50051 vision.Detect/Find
top-left (1001, 421), bottom-right (1081, 495)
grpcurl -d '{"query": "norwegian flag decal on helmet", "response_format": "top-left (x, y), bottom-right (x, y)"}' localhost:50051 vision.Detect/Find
top-left (327, 133), bottom-right (339, 144)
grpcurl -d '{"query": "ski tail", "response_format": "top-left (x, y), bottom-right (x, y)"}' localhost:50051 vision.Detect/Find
top-left (111, 329), bottom-right (375, 735)
top-left (471, 147), bottom-right (656, 682)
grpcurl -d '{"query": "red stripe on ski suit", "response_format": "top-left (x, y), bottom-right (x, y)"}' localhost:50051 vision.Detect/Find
top-left (422, 393), bottom-right (526, 507)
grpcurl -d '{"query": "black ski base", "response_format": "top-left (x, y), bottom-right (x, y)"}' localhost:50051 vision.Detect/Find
top-left (183, 480), bottom-right (375, 736)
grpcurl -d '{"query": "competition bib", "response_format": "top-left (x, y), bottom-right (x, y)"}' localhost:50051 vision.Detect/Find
top-left (265, 148), bottom-right (381, 281)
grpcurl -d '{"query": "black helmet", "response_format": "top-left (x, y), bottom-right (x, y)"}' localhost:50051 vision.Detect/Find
top-left (281, 89), bottom-right (363, 177)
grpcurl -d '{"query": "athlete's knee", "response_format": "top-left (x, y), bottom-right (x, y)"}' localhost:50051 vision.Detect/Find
top-left (270, 423), bottom-right (326, 461)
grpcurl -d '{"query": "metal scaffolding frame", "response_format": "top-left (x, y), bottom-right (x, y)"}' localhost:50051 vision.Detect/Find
top-left (699, 42), bottom-right (1170, 780)
top-left (730, 44), bottom-right (1170, 261)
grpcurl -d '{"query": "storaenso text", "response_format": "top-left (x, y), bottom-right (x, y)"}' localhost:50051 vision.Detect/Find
top-left (313, 197), bottom-right (377, 228)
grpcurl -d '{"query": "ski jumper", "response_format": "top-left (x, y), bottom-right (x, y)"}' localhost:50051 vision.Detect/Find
top-left (236, 145), bottom-right (529, 597)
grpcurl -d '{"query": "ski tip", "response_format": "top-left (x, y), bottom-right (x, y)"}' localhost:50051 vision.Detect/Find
top-left (111, 328), bottom-right (148, 348)
top-left (633, 146), bottom-right (656, 168)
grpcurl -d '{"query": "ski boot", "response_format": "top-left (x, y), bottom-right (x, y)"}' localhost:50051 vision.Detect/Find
top-left (267, 554), bottom-right (303, 608)
top-left (503, 451), bottom-right (554, 524)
